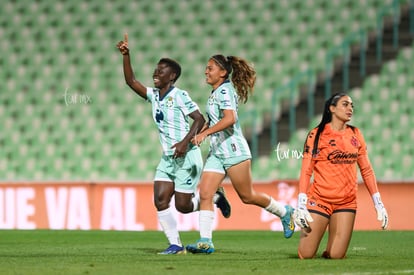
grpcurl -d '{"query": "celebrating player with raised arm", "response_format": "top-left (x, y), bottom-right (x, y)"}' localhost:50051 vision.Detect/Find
top-left (116, 35), bottom-right (230, 255)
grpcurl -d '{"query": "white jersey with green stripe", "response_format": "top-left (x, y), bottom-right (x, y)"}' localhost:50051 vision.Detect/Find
top-left (146, 86), bottom-right (199, 156)
top-left (206, 80), bottom-right (251, 158)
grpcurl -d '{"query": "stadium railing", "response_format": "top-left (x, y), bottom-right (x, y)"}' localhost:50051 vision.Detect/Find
top-left (376, 0), bottom-right (404, 63)
top-left (269, 69), bottom-right (315, 148)
top-left (268, 0), bottom-right (410, 143)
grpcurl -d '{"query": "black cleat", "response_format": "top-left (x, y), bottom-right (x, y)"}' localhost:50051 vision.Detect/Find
top-left (215, 186), bottom-right (231, 218)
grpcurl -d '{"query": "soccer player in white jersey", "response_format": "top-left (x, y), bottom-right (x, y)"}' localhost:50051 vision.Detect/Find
top-left (186, 54), bottom-right (296, 254)
top-left (116, 36), bottom-right (230, 255)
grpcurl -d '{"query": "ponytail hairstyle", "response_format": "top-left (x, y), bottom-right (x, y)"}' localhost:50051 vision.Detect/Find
top-left (210, 54), bottom-right (256, 103)
top-left (311, 93), bottom-right (349, 157)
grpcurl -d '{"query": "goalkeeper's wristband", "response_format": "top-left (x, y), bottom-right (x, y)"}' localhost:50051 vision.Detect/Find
top-left (372, 192), bottom-right (383, 208)
top-left (298, 193), bottom-right (308, 207)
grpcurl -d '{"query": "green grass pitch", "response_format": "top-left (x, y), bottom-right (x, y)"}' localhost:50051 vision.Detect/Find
top-left (0, 230), bottom-right (413, 275)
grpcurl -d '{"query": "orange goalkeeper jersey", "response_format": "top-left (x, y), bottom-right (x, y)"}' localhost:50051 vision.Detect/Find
top-left (298, 123), bottom-right (378, 204)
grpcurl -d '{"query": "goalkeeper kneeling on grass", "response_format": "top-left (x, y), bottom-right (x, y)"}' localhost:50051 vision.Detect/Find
top-left (293, 93), bottom-right (389, 259)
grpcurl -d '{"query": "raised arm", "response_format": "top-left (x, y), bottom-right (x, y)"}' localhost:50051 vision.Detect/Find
top-left (116, 33), bottom-right (147, 99)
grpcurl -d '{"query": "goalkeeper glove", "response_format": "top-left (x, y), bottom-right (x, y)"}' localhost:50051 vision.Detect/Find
top-left (372, 192), bottom-right (388, 230)
top-left (293, 193), bottom-right (314, 229)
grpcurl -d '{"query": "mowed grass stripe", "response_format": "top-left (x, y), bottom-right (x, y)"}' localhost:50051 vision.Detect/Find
top-left (0, 230), bottom-right (413, 275)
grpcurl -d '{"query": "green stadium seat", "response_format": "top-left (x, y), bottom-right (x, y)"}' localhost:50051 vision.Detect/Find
top-left (0, 0), bottom-right (410, 181)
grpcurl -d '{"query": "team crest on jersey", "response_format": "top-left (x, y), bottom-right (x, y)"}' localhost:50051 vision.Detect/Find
top-left (165, 96), bottom-right (174, 108)
top-left (350, 136), bottom-right (359, 148)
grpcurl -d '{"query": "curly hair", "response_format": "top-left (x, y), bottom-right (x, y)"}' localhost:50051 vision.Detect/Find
top-left (210, 55), bottom-right (256, 103)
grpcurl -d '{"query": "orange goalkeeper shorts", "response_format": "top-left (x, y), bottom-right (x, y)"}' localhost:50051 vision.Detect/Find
top-left (307, 194), bottom-right (357, 218)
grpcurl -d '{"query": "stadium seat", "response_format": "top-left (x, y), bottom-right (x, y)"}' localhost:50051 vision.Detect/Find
top-left (0, 0), bottom-right (411, 181)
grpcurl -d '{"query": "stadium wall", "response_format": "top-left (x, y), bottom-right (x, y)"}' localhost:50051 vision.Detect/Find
top-left (0, 181), bottom-right (412, 231)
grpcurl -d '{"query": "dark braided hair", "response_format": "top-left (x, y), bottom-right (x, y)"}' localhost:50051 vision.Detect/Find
top-left (311, 93), bottom-right (352, 156)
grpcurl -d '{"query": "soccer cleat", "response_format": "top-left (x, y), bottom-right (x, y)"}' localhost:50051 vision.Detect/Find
top-left (321, 251), bottom-right (331, 259)
top-left (281, 205), bottom-right (295, 238)
top-left (215, 186), bottom-right (231, 218)
top-left (157, 244), bottom-right (186, 255)
top-left (185, 238), bottom-right (215, 254)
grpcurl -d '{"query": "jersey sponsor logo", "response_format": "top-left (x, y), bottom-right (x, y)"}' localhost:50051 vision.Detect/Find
top-left (317, 203), bottom-right (329, 212)
top-left (208, 94), bottom-right (216, 105)
top-left (327, 150), bottom-right (358, 164)
top-left (221, 99), bottom-right (231, 108)
top-left (155, 109), bottom-right (164, 123)
top-left (186, 102), bottom-right (196, 109)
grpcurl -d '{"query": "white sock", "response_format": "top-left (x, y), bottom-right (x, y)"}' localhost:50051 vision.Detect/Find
top-left (157, 208), bottom-right (181, 246)
top-left (265, 197), bottom-right (287, 218)
top-left (199, 210), bottom-right (215, 240)
top-left (192, 193), bottom-right (200, 212)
